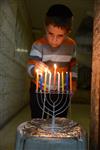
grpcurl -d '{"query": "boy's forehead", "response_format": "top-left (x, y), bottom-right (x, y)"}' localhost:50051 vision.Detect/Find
top-left (46, 24), bottom-right (66, 32)
top-left (46, 24), bottom-right (68, 35)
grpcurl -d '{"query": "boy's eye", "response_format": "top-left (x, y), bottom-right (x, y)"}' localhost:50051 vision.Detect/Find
top-left (48, 32), bottom-right (64, 38)
top-left (48, 32), bottom-right (53, 36)
top-left (58, 34), bottom-right (64, 37)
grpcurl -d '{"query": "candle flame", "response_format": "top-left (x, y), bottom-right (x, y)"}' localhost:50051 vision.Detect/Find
top-left (54, 64), bottom-right (57, 69)
top-left (57, 72), bottom-right (60, 75)
top-left (36, 69), bottom-right (39, 73)
top-left (48, 70), bottom-right (51, 74)
top-left (45, 68), bottom-right (48, 72)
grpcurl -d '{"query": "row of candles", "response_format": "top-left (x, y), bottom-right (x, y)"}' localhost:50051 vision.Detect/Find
top-left (36, 64), bottom-right (72, 93)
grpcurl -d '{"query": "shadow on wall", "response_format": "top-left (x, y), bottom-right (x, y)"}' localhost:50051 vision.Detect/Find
top-left (73, 16), bottom-right (93, 104)
top-left (78, 65), bottom-right (91, 90)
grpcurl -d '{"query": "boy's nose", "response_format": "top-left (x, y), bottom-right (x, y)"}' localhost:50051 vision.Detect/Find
top-left (52, 36), bottom-right (58, 42)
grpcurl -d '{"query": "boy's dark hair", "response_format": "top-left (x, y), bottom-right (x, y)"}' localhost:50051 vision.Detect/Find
top-left (45, 4), bottom-right (73, 31)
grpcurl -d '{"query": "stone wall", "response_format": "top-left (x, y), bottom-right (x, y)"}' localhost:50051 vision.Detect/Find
top-left (0, 0), bottom-right (32, 127)
top-left (90, 0), bottom-right (100, 149)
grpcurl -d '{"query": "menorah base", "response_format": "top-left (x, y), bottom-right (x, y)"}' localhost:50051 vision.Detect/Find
top-left (15, 118), bottom-right (87, 150)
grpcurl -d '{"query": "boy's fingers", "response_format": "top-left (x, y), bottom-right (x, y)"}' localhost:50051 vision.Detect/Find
top-left (35, 62), bottom-right (48, 73)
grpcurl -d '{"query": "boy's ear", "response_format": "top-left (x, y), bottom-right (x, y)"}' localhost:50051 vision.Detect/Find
top-left (68, 29), bottom-right (71, 34)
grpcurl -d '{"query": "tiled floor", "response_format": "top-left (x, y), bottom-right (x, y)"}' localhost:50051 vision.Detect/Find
top-left (0, 103), bottom-right (90, 150)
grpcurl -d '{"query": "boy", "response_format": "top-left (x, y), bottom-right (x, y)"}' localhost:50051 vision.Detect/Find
top-left (27, 4), bottom-right (77, 118)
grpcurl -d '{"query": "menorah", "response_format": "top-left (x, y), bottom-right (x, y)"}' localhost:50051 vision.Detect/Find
top-left (35, 64), bottom-right (73, 132)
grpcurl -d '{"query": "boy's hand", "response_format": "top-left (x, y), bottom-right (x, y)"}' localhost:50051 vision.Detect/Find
top-left (34, 61), bottom-right (48, 74)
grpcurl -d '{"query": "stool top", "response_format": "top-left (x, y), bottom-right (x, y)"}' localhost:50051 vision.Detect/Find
top-left (17, 118), bottom-right (86, 140)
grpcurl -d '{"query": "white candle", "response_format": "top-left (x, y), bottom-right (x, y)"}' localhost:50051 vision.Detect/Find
top-left (48, 71), bottom-right (52, 92)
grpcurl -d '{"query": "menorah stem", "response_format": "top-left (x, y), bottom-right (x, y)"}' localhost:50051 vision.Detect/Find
top-left (51, 115), bottom-right (56, 132)
top-left (51, 104), bottom-right (56, 132)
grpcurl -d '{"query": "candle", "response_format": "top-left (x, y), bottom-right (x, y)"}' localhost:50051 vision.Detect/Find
top-left (44, 68), bottom-right (48, 91)
top-left (54, 64), bottom-right (57, 90)
top-left (70, 72), bottom-right (72, 93)
top-left (36, 69), bottom-right (39, 92)
top-left (66, 72), bottom-right (69, 92)
top-left (57, 72), bottom-right (60, 93)
top-left (61, 72), bottom-right (64, 93)
top-left (48, 71), bottom-right (52, 92)
top-left (40, 73), bottom-right (43, 92)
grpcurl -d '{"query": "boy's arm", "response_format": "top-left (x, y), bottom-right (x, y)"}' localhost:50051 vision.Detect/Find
top-left (27, 59), bottom-right (48, 78)
top-left (27, 43), bottom-right (48, 78)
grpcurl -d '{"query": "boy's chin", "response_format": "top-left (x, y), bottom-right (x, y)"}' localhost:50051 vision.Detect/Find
top-left (50, 44), bottom-right (60, 48)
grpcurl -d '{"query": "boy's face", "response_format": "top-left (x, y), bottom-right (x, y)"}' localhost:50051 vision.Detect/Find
top-left (46, 24), bottom-right (67, 48)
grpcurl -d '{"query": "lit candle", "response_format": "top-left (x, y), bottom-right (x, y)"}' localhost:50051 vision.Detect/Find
top-left (48, 71), bottom-right (52, 92)
top-left (70, 72), bottom-right (72, 93)
top-left (62, 72), bottom-right (64, 93)
top-left (40, 73), bottom-right (43, 92)
top-left (36, 69), bottom-right (39, 92)
top-left (54, 64), bottom-right (57, 90)
top-left (44, 68), bottom-right (48, 92)
top-left (66, 72), bottom-right (69, 92)
top-left (57, 72), bottom-right (60, 93)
